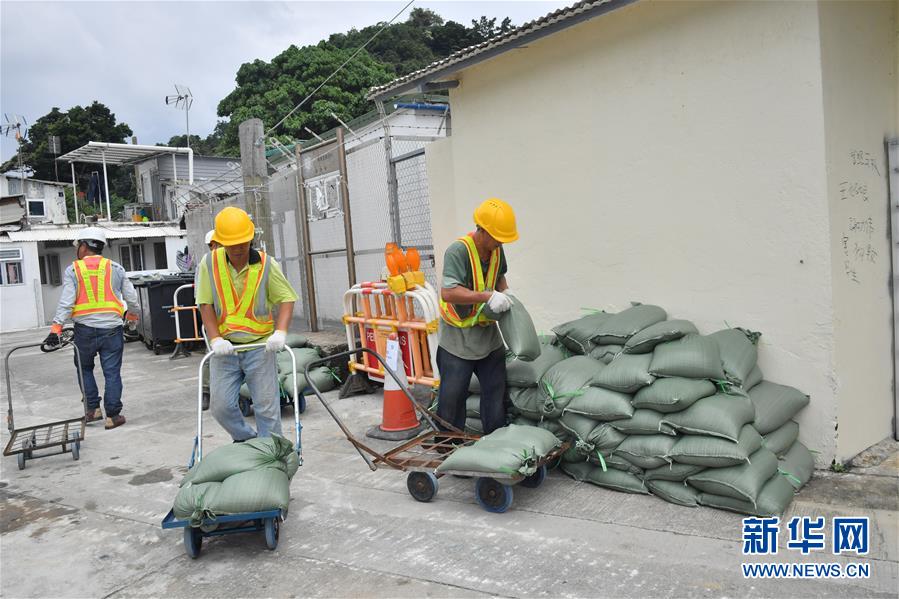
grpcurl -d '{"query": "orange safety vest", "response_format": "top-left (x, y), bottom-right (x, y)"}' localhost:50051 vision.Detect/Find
top-left (438, 234), bottom-right (500, 328)
top-left (208, 247), bottom-right (274, 341)
top-left (71, 256), bottom-right (125, 317)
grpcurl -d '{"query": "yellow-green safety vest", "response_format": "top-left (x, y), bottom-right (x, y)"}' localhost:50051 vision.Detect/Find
top-left (438, 234), bottom-right (500, 328)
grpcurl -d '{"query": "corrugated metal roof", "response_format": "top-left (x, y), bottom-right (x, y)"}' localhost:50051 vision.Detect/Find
top-left (367, 0), bottom-right (632, 101)
top-left (58, 142), bottom-right (192, 165)
top-left (2, 224), bottom-right (183, 242)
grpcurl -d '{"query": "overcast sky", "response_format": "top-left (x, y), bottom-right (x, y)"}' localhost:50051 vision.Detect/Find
top-left (0, 1), bottom-right (568, 164)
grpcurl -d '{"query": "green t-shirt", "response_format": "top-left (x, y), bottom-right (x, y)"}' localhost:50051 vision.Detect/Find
top-left (439, 239), bottom-right (508, 360)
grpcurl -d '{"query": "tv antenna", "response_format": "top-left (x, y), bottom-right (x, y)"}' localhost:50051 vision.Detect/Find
top-left (2, 114), bottom-right (29, 220)
top-left (165, 84), bottom-right (193, 148)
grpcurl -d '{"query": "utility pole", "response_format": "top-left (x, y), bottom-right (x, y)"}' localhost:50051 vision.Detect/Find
top-left (238, 118), bottom-right (274, 252)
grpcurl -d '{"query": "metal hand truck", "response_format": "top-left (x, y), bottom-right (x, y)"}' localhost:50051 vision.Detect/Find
top-left (305, 347), bottom-right (569, 513)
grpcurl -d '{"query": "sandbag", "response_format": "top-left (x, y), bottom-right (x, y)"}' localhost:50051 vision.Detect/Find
top-left (285, 333), bottom-right (309, 348)
top-left (647, 480), bottom-right (701, 507)
top-left (281, 373), bottom-right (307, 400)
top-left (744, 364), bottom-right (764, 390)
top-left (562, 386), bottom-right (634, 421)
top-left (509, 387), bottom-right (544, 420)
top-left (624, 320), bottom-right (699, 354)
top-left (213, 468), bottom-right (292, 515)
top-left (560, 460), bottom-right (593, 481)
top-left (437, 424), bottom-right (560, 476)
top-left (762, 420), bottom-right (800, 458)
top-left (559, 413), bottom-right (626, 455)
top-left (506, 341), bottom-right (568, 387)
top-left (593, 353), bottom-right (655, 393)
top-left (497, 295), bottom-right (540, 361)
top-left (469, 374), bottom-right (480, 394)
top-left (173, 481), bottom-right (221, 522)
top-left (649, 335), bottom-right (726, 380)
top-left (659, 392), bottom-right (756, 442)
top-left (666, 424), bottom-right (763, 467)
top-left (536, 418), bottom-right (569, 442)
top-left (632, 377), bottom-right (717, 414)
top-left (592, 304), bottom-right (667, 345)
top-left (466, 394), bottom-right (481, 418)
top-left (597, 452), bottom-right (645, 475)
top-left (699, 473), bottom-right (795, 516)
top-left (610, 409), bottom-right (676, 436)
top-left (539, 356), bottom-right (605, 419)
top-left (614, 435), bottom-right (677, 470)
top-left (465, 417), bottom-right (484, 435)
top-left (277, 347), bottom-right (322, 373)
top-left (687, 448), bottom-right (778, 506)
top-left (581, 464), bottom-right (649, 494)
top-left (552, 312), bottom-right (612, 355)
top-left (749, 381), bottom-right (810, 434)
top-left (239, 383), bottom-right (252, 399)
top-left (778, 441), bottom-right (814, 490)
top-left (709, 328), bottom-right (758, 386)
top-left (642, 462), bottom-right (706, 482)
top-left (182, 435), bottom-right (298, 486)
top-left (587, 345), bottom-right (623, 364)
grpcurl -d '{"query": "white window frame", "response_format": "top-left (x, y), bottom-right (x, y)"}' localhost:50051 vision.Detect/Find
top-left (0, 248), bottom-right (24, 286)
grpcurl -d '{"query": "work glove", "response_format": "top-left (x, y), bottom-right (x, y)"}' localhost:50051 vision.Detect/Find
top-left (124, 312), bottom-right (139, 322)
top-left (210, 337), bottom-right (236, 356)
top-left (486, 290), bottom-right (513, 314)
top-left (265, 330), bottom-right (287, 353)
top-left (43, 332), bottom-right (61, 348)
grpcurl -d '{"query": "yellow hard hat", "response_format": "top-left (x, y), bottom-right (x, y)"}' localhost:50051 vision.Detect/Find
top-left (473, 197), bottom-right (518, 243)
top-left (214, 207), bottom-right (255, 246)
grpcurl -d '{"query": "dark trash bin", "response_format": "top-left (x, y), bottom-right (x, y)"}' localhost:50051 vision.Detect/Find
top-left (131, 274), bottom-right (197, 354)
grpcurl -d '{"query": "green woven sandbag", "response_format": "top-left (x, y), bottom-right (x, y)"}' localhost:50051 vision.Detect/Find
top-left (281, 372), bottom-right (307, 400)
top-left (465, 417), bottom-right (484, 435)
top-left (182, 435), bottom-right (297, 486)
top-left (632, 378), bottom-right (717, 414)
top-left (595, 452), bottom-right (644, 475)
top-left (687, 448), bottom-right (778, 506)
top-left (563, 386), bottom-right (634, 421)
top-left (284, 333), bottom-right (309, 348)
top-left (211, 468), bottom-right (291, 515)
top-left (437, 424), bottom-right (560, 476)
top-left (744, 364), bottom-right (763, 390)
top-left (642, 462), bottom-right (706, 482)
top-left (561, 444), bottom-right (583, 463)
top-left (748, 381), bottom-right (810, 434)
top-left (587, 345), bottom-right (622, 364)
top-left (592, 304), bottom-right (667, 345)
top-left (583, 464), bottom-right (649, 494)
top-left (239, 383), bottom-right (252, 399)
top-left (506, 341), bottom-right (567, 387)
top-left (709, 328), bottom-right (758, 386)
top-left (536, 418), bottom-right (569, 442)
top-left (277, 347), bottom-right (321, 374)
top-left (173, 481), bottom-right (222, 523)
top-left (496, 294), bottom-right (540, 361)
top-left (659, 392), bottom-right (756, 442)
top-left (614, 435), bottom-right (677, 470)
top-left (594, 353), bottom-right (655, 393)
top-left (778, 441), bottom-right (814, 490)
top-left (509, 387), bottom-right (543, 420)
top-left (561, 460), bottom-right (593, 481)
top-left (469, 374), bottom-right (480, 394)
top-left (649, 335), bottom-right (726, 381)
top-left (699, 472), bottom-right (795, 516)
top-left (646, 480), bottom-right (701, 507)
top-left (624, 320), bottom-right (699, 354)
top-left (610, 409), bottom-right (676, 436)
top-left (559, 413), bottom-right (626, 454)
top-left (552, 312), bottom-right (613, 355)
top-left (539, 356), bottom-right (605, 419)
top-left (483, 424), bottom-right (561, 454)
top-left (466, 395), bottom-right (481, 418)
top-left (666, 424), bottom-right (763, 467)
top-left (762, 421), bottom-right (800, 458)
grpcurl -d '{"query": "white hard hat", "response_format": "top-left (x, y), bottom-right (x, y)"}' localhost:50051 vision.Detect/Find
top-left (204, 230), bottom-right (216, 246)
top-left (75, 227), bottom-right (107, 245)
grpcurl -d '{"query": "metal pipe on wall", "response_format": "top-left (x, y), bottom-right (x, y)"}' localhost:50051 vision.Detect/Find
top-left (295, 144), bottom-right (319, 331)
top-left (336, 127), bottom-right (357, 287)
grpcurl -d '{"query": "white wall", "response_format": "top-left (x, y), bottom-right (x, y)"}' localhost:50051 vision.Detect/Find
top-left (426, 0), bottom-right (897, 465)
top-left (0, 242), bottom-right (43, 331)
top-left (39, 245), bottom-right (77, 325)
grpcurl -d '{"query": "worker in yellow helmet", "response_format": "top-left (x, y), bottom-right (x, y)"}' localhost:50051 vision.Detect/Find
top-left (196, 207), bottom-right (298, 441)
top-left (436, 198), bottom-right (518, 435)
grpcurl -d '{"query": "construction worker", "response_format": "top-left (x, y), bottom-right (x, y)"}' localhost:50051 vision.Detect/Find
top-left (196, 207), bottom-right (298, 441)
top-left (437, 198), bottom-right (518, 435)
top-left (44, 227), bottom-right (140, 430)
top-left (198, 230), bottom-right (219, 411)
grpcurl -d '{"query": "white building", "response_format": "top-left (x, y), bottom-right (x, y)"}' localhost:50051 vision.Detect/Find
top-left (0, 174), bottom-right (69, 225)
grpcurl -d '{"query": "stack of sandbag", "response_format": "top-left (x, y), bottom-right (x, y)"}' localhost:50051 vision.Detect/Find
top-left (173, 435), bottom-right (299, 525)
top-left (437, 424), bottom-right (561, 477)
top-left (238, 335), bottom-right (338, 403)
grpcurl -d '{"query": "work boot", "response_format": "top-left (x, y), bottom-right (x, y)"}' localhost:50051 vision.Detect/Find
top-left (105, 415), bottom-right (126, 430)
top-left (85, 408), bottom-right (103, 423)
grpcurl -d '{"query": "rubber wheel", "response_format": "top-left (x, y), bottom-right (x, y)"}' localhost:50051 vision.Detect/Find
top-left (521, 464), bottom-right (547, 489)
top-left (201, 392), bottom-right (210, 411)
top-left (297, 394), bottom-right (306, 414)
top-left (184, 526), bottom-right (203, 559)
top-left (71, 441), bottom-right (80, 461)
top-left (264, 517), bottom-right (279, 550)
top-left (17, 453), bottom-right (25, 470)
top-left (407, 472), bottom-right (438, 502)
top-left (238, 397), bottom-right (254, 417)
top-left (475, 477), bottom-right (513, 513)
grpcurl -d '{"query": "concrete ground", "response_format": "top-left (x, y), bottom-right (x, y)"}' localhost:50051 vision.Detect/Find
top-left (1, 327), bottom-right (896, 598)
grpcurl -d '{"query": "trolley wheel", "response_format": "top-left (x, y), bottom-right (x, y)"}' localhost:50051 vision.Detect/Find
top-left (17, 453), bottom-right (25, 470)
top-left (546, 455), bottom-right (562, 471)
top-left (521, 464), bottom-right (547, 489)
top-left (264, 517), bottom-right (280, 550)
top-left (297, 394), bottom-right (306, 414)
top-left (238, 397), bottom-right (253, 417)
top-left (475, 477), bottom-right (513, 513)
top-left (153, 344), bottom-right (162, 355)
top-left (71, 441), bottom-right (80, 461)
top-left (184, 526), bottom-right (203, 559)
top-left (201, 392), bottom-right (210, 411)
top-left (407, 471), bottom-right (439, 502)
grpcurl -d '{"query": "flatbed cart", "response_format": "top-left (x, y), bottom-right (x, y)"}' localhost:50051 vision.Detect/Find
top-left (161, 343), bottom-right (303, 558)
top-left (3, 330), bottom-right (86, 470)
top-left (305, 347), bottom-right (570, 513)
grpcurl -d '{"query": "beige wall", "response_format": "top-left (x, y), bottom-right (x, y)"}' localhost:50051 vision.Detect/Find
top-left (427, 0), bottom-right (898, 464)
top-left (818, 1), bottom-right (897, 460)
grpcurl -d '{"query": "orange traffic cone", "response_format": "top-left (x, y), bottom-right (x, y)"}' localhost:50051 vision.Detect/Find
top-left (366, 333), bottom-right (423, 440)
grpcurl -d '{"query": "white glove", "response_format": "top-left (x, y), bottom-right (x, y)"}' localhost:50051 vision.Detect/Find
top-left (210, 337), bottom-right (235, 356)
top-left (266, 330), bottom-right (287, 353)
top-left (487, 290), bottom-right (513, 313)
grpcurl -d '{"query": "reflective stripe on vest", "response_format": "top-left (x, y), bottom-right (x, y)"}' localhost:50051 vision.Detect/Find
top-left (438, 234), bottom-right (500, 328)
top-left (208, 248), bottom-right (274, 341)
top-left (71, 256), bottom-right (125, 317)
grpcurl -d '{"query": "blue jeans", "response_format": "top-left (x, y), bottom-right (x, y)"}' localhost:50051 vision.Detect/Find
top-left (73, 323), bottom-right (124, 417)
top-left (210, 346), bottom-right (281, 441)
top-left (436, 346), bottom-right (506, 435)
